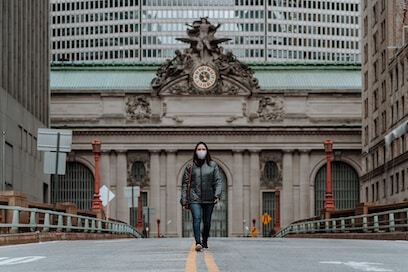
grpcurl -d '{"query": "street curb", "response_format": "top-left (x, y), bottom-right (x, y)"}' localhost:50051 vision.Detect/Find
top-left (286, 232), bottom-right (408, 240)
top-left (0, 232), bottom-right (135, 246)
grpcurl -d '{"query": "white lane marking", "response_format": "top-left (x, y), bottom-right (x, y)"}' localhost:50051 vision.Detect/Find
top-left (320, 261), bottom-right (392, 271)
top-left (0, 256), bottom-right (46, 265)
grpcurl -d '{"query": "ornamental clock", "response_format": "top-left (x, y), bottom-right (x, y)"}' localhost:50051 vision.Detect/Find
top-left (192, 65), bottom-right (217, 90)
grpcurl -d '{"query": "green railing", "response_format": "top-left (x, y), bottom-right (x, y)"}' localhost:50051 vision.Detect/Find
top-left (274, 207), bottom-right (408, 238)
top-left (0, 205), bottom-right (141, 238)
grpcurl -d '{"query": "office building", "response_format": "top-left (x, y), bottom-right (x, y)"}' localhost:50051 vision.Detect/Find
top-left (0, 1), bottom-right (50, 201)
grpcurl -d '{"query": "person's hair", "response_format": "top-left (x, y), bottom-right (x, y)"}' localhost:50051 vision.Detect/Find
top-left (193, 141), bottom-right (212, 165)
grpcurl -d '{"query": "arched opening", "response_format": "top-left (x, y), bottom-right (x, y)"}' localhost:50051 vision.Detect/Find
top-left (182, 165), bottom-right (228, 237)
top-left (314, 161), bottom-right (360, 216)
top-left (51, 162), bottom-right (94, 210)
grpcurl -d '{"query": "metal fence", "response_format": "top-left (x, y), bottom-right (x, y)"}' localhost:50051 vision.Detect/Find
top-left (0, 205), bottom-right (141, 238)
top-left (274, 207), bottom-right (408, 238)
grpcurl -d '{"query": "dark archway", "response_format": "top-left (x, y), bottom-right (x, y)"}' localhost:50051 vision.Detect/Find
top-left (51, 162), bottom-right (94, 210)
top-left (314, 161), bottom-right (360, 216)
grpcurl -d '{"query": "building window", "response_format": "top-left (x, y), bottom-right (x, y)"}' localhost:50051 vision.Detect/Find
top-left (131, 161), bottom-right (145, 182)
top-left (264, 161), bottom-right (278, 181)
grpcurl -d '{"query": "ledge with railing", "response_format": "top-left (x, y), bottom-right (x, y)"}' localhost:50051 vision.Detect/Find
top-left (0, 191), bottom-right (142, 245)
top-left (274, 202), bottom-right (408, 239)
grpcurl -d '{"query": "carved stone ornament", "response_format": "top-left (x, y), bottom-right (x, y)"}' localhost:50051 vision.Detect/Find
top-left (151, 17), bottom-right (259, 96)
top-left (256, 96), bottom-right (285, 121)
top-left (125, 95), bottom-right (152, 122)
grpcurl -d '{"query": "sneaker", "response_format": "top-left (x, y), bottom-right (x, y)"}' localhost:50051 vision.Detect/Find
top-left (195, 243), bottom-right (203, 252)
top-left (202, 241), bottom-right (208, 248)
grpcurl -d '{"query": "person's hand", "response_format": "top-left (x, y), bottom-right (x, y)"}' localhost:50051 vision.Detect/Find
top-left (214, 198), bottom-right (219, 204)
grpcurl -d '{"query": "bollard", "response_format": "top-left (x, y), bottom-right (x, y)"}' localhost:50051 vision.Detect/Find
top-left (30, 211), bottom-right (37, 232)
top-left (157, 219), bottom-right (161, 238)
top-left (10, 210), bottom-right (19, 234)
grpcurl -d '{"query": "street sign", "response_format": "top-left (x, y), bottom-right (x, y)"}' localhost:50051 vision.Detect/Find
top-left (261, 212), bottom-right (272, 225)
top-left (37, 128), bottom-right (72, 152)
top-left (124, 186), bottom-right (140, 208)
top-left (142, 207), bottom-right (155, 223)
top-left (100, 185), bottom-right (115, 207)
top-left (44, 152), bottom-right (66, 174)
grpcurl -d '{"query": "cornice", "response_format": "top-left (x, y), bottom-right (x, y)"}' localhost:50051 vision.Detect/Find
top-left (69, 128), bottom-right (361, 137)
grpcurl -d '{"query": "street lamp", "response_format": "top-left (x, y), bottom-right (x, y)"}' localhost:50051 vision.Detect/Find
top-left (91, 140), bottom-right (102, 210)
top-left (323, 139), bottom-right (335, 210)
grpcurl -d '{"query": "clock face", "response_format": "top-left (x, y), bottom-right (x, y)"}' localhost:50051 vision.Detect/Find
top-left (192, 65), bottom-right (217, 90)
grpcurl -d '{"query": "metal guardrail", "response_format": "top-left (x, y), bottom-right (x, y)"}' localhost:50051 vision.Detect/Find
top-left (273, 207), bottom-right (408, 238)
top-left (0, 205), bottom-right (142, 238)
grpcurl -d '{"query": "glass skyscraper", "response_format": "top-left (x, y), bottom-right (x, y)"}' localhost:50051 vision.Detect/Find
top-left (50, 0), bottom-right (360, 64)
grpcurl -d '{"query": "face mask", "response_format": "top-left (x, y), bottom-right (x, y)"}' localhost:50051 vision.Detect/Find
top-left (196, 150), bottom-right (207, 160)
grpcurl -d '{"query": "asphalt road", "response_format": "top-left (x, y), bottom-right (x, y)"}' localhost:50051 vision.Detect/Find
top-left (0, 237), bottom-right (407, 271)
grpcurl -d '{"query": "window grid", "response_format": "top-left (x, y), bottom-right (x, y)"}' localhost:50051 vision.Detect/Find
top-left (50, 0), bottom-right (360, 64)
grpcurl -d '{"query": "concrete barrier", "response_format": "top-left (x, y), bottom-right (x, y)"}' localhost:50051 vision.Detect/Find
top-left (0, 232), bottom-right (134, 246)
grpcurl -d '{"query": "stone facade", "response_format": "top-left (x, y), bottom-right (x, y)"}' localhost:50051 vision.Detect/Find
top-left (51, 19), bottom-right (362, 237)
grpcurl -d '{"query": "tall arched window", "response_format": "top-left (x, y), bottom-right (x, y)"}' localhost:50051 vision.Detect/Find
top-left (51, 162), bottom-right (94, 210)
top-left (314, 162), bottom-right (360, 216)
top-left (131, 161), bottom-right (145, 182)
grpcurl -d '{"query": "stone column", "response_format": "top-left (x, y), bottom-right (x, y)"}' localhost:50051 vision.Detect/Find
top-left (292, 151), bottom-right (300, 220)
top-left (149, 150), bottom-right (160, 236)
top-left (299, 150), bottom-right (310, 219)
top-left (104, 150), bottom-right (117, 220)
top-left (249, 150), bottom-right (260, 234)
top-left (232, 150), bottom-right (244, 236)
top-left (116, 150), bottom-right (129, 224)
top-left (165, 150), bottom-right (178, 237)
top-left (281, 149), bottom-right (293, 227)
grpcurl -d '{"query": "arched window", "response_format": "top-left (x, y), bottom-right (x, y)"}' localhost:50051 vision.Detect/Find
top-left (51, 162), bottom-right (94, 210)
top-left (131, 161), bottom-right (145, 182)
top-left (264, 161), bottom-right (278, 181)
top-left (314, 162), bottom-right (360, 216)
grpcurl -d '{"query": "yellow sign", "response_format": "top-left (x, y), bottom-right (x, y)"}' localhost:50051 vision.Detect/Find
top-left (261, 212), bottom-right (272, 225)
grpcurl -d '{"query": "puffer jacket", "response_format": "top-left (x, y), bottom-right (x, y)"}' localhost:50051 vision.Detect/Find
top-left (180, 160), bottom-right (223, 205)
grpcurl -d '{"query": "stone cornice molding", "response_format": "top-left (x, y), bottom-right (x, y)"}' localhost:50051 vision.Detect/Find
top-left (71, 129), bottom-right (361, 137)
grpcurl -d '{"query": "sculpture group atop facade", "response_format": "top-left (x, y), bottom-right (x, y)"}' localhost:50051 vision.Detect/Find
top-left (151, 17), bottom-right (259, 95)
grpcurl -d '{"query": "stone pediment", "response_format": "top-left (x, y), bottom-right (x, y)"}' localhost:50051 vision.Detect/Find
top-left (151, 17), bottom-right (259, 97)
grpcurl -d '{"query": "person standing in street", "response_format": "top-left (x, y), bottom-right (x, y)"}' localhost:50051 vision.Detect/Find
top-left (180, 142), bottom-right (223, 251)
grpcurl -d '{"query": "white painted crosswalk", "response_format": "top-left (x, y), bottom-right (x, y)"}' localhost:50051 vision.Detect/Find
top-left (0, 256), bottom-right (46, 265)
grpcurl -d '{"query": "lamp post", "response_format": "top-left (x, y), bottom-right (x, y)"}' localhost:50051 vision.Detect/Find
top-left (91, 140), bottom-right (102, 210)
top-left (274, 188), bottom-right (281, 229)
top-left (323, 139), bottom-right (335, 210)
top-left (136, 186), bottom-right (143, 231)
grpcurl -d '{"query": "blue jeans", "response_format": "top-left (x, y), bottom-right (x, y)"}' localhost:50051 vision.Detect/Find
top-left (189, 203), bottom-right (215, 244)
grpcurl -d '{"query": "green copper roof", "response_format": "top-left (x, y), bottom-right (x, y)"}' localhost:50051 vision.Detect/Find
top-left (50, 64), bottom-right (361, 90)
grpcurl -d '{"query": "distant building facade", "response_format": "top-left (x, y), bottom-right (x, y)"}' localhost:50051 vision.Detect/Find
top-left (0, 1), bottom-right (50, 201)
top-left (361, 0), bottom-right (408, 203)
top-left (50, 18), bottom-right (362, 237)
top-left (50, 0), bottom-right (360, 64)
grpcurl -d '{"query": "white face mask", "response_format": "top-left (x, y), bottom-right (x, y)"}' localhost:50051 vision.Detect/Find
top-left (196, 150), bottom-right (207, 160)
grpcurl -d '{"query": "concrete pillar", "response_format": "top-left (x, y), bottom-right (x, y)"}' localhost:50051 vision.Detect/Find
top-left (299, 150), bottom-right (311, 219)
top-left (165, 150), bottom-right (178, 237)
top-left (232, 150), bottom-right (244, 236)
top-left (101, 150), bottom-right (116, 220)
top-left (249, 150), bottom-right (260, 234)
top-left (115, 151), bottom-right (129, 224)
top-left (149, 150), bottom-right (160, 236)
top-left (281, 149), bottom-right (293, 227)
top-left (292, 151), bottom-right (300, 220)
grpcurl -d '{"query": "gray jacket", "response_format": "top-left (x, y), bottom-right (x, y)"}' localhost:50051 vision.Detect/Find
top-left (180, 160), bottom-right (223, 205)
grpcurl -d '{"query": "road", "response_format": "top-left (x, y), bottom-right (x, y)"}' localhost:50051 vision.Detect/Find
top-left (0, 237), bottom-right (407, 271)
